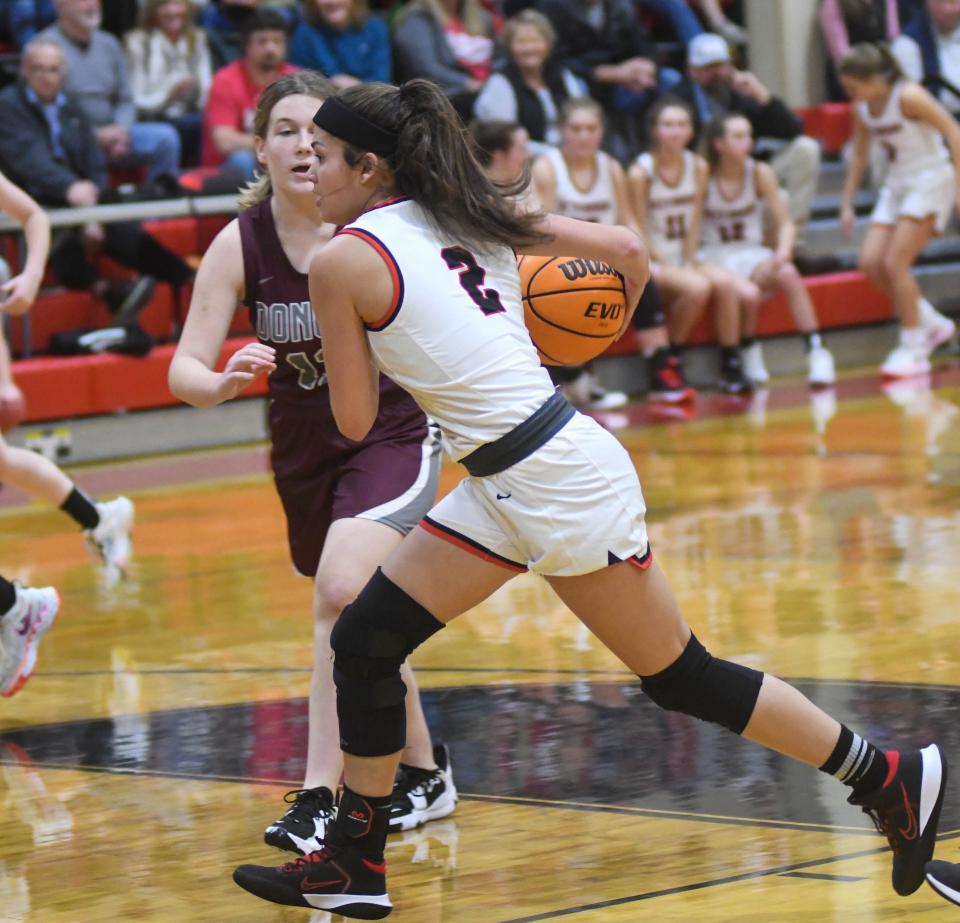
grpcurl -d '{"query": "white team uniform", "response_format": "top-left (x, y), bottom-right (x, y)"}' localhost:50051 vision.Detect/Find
top-left (635, 150), bottom-right (698, 267)
top-left (339, 196), bottom-right (650, 577)
top-left (857, 80), bottom-right (955, 233)
top-left (699, 158), bottom-right (773, 280)
top-left (542, 147), bottom-right (618, 224)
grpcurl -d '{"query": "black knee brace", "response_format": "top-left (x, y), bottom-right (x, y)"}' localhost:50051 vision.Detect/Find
top-left (639, 634), bottom-right (763, 734)
top-left (330, 568), bottom-right (444, 757)
top-left (631, 279), bottom-right (665, 331)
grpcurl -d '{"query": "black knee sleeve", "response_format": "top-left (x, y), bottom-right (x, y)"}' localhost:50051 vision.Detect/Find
top-left (639, 634), bottom-right (763, 734)
top-left (331, 568), bottom-right (445, 757)
top-left (631, 279), bottom-right (665, 331)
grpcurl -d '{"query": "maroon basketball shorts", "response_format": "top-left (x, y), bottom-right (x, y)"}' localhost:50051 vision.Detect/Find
top-left (269, 403), bottom-right (442, 577)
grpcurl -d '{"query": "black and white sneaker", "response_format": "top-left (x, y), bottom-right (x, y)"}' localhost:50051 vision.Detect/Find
top-left (264, 786), bottom-right (335, 856)
top-left (388, 744), bottom-right (457, 833)
top-left (849, 744), bottom-right (948, 896)
top-left (926, 860), bottom-right (960, 906)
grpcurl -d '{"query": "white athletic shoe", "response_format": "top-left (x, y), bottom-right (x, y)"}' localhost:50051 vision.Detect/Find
top-left (86, 497), bottom-right (134, 573)
top-left (806, 345), bottom-right (836, 387)
top-left (880, 345), bottom-right (931, 379)
top-left (741, 342), bottom-right (770, 385)
top-left (918, 299), bottom-right (956, 352)
top-left (0, 586), bottom-right (59, 697)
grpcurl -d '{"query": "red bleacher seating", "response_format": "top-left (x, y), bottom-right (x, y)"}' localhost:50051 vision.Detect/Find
top-left (799, 103), bottom-right (853, 155)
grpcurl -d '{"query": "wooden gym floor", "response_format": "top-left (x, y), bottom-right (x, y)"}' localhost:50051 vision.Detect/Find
top-left (1, 362), bottom-right (959, 922)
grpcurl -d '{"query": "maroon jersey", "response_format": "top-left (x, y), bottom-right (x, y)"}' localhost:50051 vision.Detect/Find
top-left (238, 196), bottom-right (420, 414)
top-left (238, 197), bottom-right (437, 576)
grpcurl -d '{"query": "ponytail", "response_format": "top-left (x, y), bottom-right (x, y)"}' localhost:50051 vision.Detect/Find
top-left (839, 42), bottom-right (904, 84)
top-left (331, 80), bottom-right (549, 250)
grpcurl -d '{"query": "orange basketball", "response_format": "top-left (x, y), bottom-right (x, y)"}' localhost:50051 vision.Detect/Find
top-left (518, 255), bottom-right (627, 365)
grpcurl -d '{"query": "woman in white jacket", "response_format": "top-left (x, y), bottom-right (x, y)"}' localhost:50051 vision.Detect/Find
top-left (125, 0), bottom-right (213, 165)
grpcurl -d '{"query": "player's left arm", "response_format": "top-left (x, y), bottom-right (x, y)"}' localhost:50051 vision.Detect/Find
top-left (309, 235), bottom-right (382, 441)
top-left (0, 170), bottom-right (50, 316)
top-left (901, 83), bottom-right (960, 212)
top-left (518, 213), bottom-right (650, 334)
top-left (756, 162), bottom-right (795, 264)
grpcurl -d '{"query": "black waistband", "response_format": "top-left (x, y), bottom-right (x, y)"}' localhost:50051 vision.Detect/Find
top-left (460, 390), bottom-right (576, 478)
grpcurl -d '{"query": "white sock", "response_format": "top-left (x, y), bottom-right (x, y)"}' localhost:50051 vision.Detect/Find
top-left (918, 298), bottom-right (941, 325)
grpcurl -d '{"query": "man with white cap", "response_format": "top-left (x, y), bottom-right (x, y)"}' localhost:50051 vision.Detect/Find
top-left (675, 32), bottom-right (822, 236)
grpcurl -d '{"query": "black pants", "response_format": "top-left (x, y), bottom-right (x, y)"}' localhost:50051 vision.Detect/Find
top-left (50, 220), bottom-right (192, 291)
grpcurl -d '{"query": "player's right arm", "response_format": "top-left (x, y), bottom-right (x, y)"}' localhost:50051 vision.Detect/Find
top-left (530, 156), bottom-right (558, 211)
top-left (169, 220), bottom-right (276, 408)
top-left (841, 112), bottom-right (869, 239)
top-left (625, 162), bottom-right (660, 261)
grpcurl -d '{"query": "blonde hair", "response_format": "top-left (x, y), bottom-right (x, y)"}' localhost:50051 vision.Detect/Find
top-left (303, 0), bottom-right (370, 30)
top-left (502, 9), bottom-right (555, 54)
top-left (237, 71), bottom-right (335, 209)
top-left (839, 42), bottom-right (904, 83)
top-left (137, 0), bottom-right (198, 54)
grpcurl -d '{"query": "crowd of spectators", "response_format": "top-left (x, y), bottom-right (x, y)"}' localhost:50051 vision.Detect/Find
top-left (0, 0), bottom-right (956, 354)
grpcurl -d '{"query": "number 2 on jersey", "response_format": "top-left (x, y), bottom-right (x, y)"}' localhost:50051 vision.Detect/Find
top-left (440, 247), bottom-right (506, 315)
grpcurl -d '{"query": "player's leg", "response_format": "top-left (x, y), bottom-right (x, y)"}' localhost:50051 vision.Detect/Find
top-left (858, 222), bottom-right (895, 297)
top-left (654, 262), bottom-right (710, 345)
top-left (548, 559), bottom-right (947, 898)
top-left (633, 277), bottom-right (695, 404)
top-left (0, 434), bottom-right (133, 571)
top-left (700, 263), bottom-right (758, 392)
top-left (879, 216), bottom-right (938, 378)
top-left (236, 514), bottom-right (518, 915)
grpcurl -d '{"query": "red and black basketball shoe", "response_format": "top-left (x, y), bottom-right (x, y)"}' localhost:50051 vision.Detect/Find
top-left (647, 351), bottom-right (695, 405)
top-left (234, 843), bottom-right (391, 919)
top-left (848, 744), bottom-right (948, 896)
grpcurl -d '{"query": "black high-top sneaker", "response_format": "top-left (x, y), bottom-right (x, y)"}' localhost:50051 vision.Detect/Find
top-left (236, 786), bottom-right (392, 919)
top-left (848, 744), bottom-right (947, 896)
top-left (389, 743), bottom-right (458, 833)
top-left (264, 785), bottom-right (335, 855)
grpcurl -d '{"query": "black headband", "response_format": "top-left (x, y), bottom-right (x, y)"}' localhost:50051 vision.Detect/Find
top-left (313, 96), bottom-right (398, 156)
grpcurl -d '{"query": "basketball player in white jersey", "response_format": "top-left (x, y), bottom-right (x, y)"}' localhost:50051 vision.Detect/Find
top-left (629, 97), bottom-right (749, 396)
top-left (839, 43), bottom-right (960, 379)
top-left (232, 79), bottom-right (949, 920)
top-left (532, 98), bottom-right (694, 405)
top-left (700, 113), bottom-right (836, 390)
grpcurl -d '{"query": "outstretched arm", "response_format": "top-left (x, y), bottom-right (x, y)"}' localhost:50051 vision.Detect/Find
top-left (169, 221), bottom-right (276, 408)
top-left (0, 171), bottom-right (50, 316)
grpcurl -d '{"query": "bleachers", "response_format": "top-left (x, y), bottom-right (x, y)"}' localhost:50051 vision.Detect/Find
top-left (5, 103), bottom-right (959, 428)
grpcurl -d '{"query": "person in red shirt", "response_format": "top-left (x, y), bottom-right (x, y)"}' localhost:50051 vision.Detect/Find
top-left (202, 8), bottom-right (298, 174)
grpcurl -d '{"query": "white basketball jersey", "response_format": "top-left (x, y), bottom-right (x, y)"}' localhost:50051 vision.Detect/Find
top-left (636, 150), bottom-right (698, 266)
top-left (543, 147), bottom-right (618, 225)
top-left (340, 197), bottom-right (556, 460)
top-left (701, 159), bottom-right (765, 248)
top-left (857, 81), bottom-right (949, 188)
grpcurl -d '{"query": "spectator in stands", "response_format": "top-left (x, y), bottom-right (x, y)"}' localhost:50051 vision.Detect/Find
top-left (201, 0), bottom-right (297, 69)
top-left (125, 0), bottom-right (213, 167)
top-left (675, 32), bottom-right (822, 235)
top-left (4, 0), bottom-right (56, 49)
top-left (202, 8), bottom-right (297, 177)
top-left (820, 0), bottom-right (900, 67)
top-left (39, 0), bottom-right (182, 182)
top-left (893, 0), bottom-right (960, 117)
top-left (0, 39), bottom-right (194, 322)
top-left (473, 10), bottom-right (585, 155)
top-left (393, 0), bottom-right (495, 119)
top-left (537, 0), bottom-right (680, 123)
top-left (289, 0), bottom-right (391, 85)
top-left (640, 0), bottom-right (747, 47)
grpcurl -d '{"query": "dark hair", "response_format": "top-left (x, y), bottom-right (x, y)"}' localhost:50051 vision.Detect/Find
top-left (838, 42), bottom-right (904, 83)
top-left (332, 80), bottom-right (548, 250)
top-left (304, 0), bottom-right (370, 29)
top-left (239, 71), bottom-right (335, 209)
top-left (701, 112), bottom-right (750, 167)
top-left (469, 119), bottom-right (521, 168)
top-left (646, 94), bottom-right (695, 137)
top-left (242, 8), bottom-right (290, 45)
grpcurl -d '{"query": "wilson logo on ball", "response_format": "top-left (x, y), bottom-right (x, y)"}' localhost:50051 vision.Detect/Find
top-left (518, 255), bottom-right (627, 366)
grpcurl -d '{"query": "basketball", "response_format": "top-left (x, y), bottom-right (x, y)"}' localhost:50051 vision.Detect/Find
top-left (0, 385), bottom-right (25, 433)
top-left (518, 255), bottom-right (627, 365)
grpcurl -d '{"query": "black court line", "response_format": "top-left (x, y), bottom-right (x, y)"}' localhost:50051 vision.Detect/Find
top-left (26, 667), bottom-right (960, 694)
top-left (0, 756), bottom-right (883, 837)
top-left (780, 871), bottom-right (866, 882)
top-left (496, 839), bottom-right (960, 923)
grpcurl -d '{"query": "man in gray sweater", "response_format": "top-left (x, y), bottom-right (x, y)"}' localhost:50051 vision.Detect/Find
top-left (39, 0), bottom-right (180, 181)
